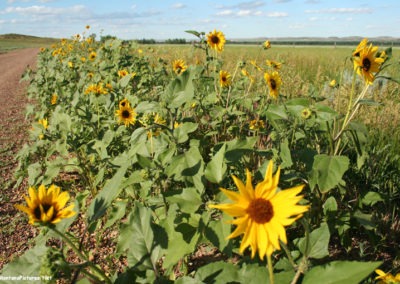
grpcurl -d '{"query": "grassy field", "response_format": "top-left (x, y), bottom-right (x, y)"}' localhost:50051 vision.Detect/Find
top-left (0, 33), bottom-right (59, 52)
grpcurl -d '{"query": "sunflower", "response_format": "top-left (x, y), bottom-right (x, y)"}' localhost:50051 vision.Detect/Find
top-left (264, 71), bottom-right (282, 99)
top-left (329, 79), bottom-right (337, 88)
top-left (115, 105), bottom-right (137, 127)
top-left (249, 119), bottom-right (265, 131)
top-left (352, 38), bottom-right (368, 57)
top-left (219, 70), bottom-right (232, 88)
top-left (375, 269), bottom-right (400, 284)
top-left (209, 161), bottom-right (309, 260)
top-left (119, 98), bottom-right (131, 108)
top-left (51, 93), bottom-right (58, 105)
top-left (353, 43), bottom-right (384, 84)
top-left (301, 108), bottom-right (312, 119)
top-left (89, 51), bottom-right (96, 61)
top-left (266, 60), bottom-right (282, 70)
top-left (206, 30), bottom-right (226, 52)
top-left (263, 40), bottom-right (271, 49)
top-left (172, 59), bottom-right (187, 75)
top-left (118, 69), bottom-right (129, 77)
top-left (15, 184), bottom-right (76, 225)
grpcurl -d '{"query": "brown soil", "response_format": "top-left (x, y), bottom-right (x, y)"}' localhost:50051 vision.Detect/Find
top-left (0, 48), bottom-right (39, 270)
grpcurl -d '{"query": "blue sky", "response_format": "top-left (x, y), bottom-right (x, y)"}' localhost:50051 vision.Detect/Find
top-left (1, 0), bottom-right (400, 40)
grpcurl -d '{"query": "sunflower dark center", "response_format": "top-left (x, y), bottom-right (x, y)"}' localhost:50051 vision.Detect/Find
top-left (122, 109), bottom-right (131, 119)
top-left (270, 79), bottom-right (277, 90)
top-left (246, 198), bottom-right (274, 224)
top-left (211, 35), bottom-right (220, 44)
top-left (34, 203), bottom-right (54, 220)
top-left (222, 76), bottom-right (227, 82)
top-left (362, 58), bottom-right (371, 71)
top-left (120, 102), bottom-right (127, 107)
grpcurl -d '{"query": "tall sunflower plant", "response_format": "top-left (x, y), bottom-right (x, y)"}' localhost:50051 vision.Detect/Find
top-left (4, 29), bottom-right (397, 283)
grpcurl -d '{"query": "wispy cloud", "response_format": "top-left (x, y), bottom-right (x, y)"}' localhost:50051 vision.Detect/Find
top-left (267, 12), bottom-right (288, 17)
top-left (2, 5), bottom-right (87, 15)
top-left (172, 3), bottom-right (186, 9)
top-left (216, 1), bottom-right (265, 10)
top-left (305, 7), bottom-right (372, 14)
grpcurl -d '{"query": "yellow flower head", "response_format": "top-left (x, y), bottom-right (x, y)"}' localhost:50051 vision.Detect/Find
top-left (115, 105), bottom-right (137, 127)
top-left (68, 61), bottom-right (73, 68)
top-left (353, 42), bottom-right (384, 84)
top-left (329, 79), bottom-right (337, 88)
top-left (38, 118), bottom-right (48, 129)
top-left (51, 93), bottom-right (58, 105)
top-left (301, 108), bottom-right (312, 119)
top-left (172, 59), bottom-right (187, 75)
top-left (118, 69), bottom-right (129, 77)
top-left (89, 51), bottom-right (97, 61)
top-left (352, 38), bottom-right (368, 57)
top-left (206, 30), bottom-right (226, 52)
top-left (374, 269), bottom-right (400, 284)
top-left (119, 98), bottom-right (131, 108)
top-left (209, 161), bottom-right (309, 259)
top-left (264, 71), bottom-right (282, 99)
top-left (219, 70), bottom-right (232, 88)
top-left (15, 184), bottom-right (76, 225)
top-left (266, 60), bottom-right (282, 70)
top-left (249, 119), bottom-right (265, 131)
top-left (263, 40), bottom-right (271, 49)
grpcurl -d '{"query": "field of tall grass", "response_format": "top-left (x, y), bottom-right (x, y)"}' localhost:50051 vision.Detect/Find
top-left (1, 28), bottom-right (400, 283)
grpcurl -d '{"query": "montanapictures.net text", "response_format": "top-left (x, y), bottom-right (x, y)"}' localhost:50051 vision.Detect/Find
top-left (0, 275), bottom-right (52, 281)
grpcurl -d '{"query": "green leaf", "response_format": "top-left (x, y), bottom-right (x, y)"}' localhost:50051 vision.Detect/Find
top-left (361, 191), bottom-right (383, 206)
top-left (353, 210), bottom-right (375, 230)
top-left (225, 137), bottom-right (257, 163)
top-left (195, 261), bottom-right (238, 283)
top-left (119, 74), bottom-right (131, 88)
top-left (160, 206), bottom-right (200, 270)
top-left (279, 138), bottom-right (293, 169)
top-left (185, 30), bottom-right (201, 38)
top-left (104, 200), bottom-right (128, 229)
top-left (309, 154), bottom-right (349, 193)
top-left (165, 187), bottom-right (203, 214)
top-left (265, 104), bottom-right (288, 120)
top-left (173, 122), bottom-right (198, 144)
top-left (297, 222), bottom-right (330, 259)
top-left (323, 196), bottom-right (338, 215)
top-left (87, 163), bottom-right (129, 224)
top-left (303, 261), bottom-right (382, 284)
top-left (1, 239), bottom-right (48, 280)
top-left (205, 214), bottom-right (232, 255)
top-left (117, 202), bottom-right (161, 271)
top-left (205, 144), bottom-right (227, 183)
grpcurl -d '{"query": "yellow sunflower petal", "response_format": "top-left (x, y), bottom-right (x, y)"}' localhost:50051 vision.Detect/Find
top-left (256, 223), bottom-right (268, 260)
top-left (209, 203), bottom-right (247, 217)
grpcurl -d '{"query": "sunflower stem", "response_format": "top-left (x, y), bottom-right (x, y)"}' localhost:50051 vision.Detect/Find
top-left (50, 227), bottom-right (112, 284)
top-left (267, 254), bottom-right (274, 284)
top-left (280, 241), bottom-right (297, 270)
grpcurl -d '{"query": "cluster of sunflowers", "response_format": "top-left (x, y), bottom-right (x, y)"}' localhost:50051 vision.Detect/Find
top-left (12, 26), bottom-right (397, 283)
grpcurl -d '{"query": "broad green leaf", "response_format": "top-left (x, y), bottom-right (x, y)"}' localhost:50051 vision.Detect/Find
top-left (185, 30), bottom-right (201, 38)
top-left (1, 239), bottom-right (48, 280)
top-left (160, 206), bottom-right (200, 270)
top-left (204, 144), bottom-right (227, 183)
top-left (237, 263), bottom-right (270, 283)
top-left (204, 214), bottom-right (232, 255)
top-left (303, 261), bottom-right (381, 284)
top-left (119, 74), bottom-right (131, 88)
top-left (104, 200), bottom-right (128, 229)
top-left (279, 138), bottom-right (293, 169)
top-left (173, 122), bottom-right (198, 143)
top-left (361, 191), bottom-right (383, 206)
top-left (309, 154), bottom-right (349, 193)
top-left (117, 202), bottom-right (161, 271)
top-left (297, 222), bottom-right (330, 259)
top-left (265, 104), bottom-right (288, 120)
top-left (323, 196), bottom-right (338, 215)
top-left (166, 187), bottom-right (202, 213)
top-left (353, 210), bottom-right (375, 230)
top-left (87, 163), bottom-right (129, 223)
top-left (225, 137), bottom-right (257, 163)
top-left (194, 261), bottom-right (238, 284)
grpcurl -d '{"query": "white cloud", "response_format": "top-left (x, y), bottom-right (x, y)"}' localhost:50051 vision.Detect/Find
top-left (305, 7), bottom-right (372, 14)
top-left (237, 10), bottom-right (252, 16)
top-left (3, 5), bottom-right (87, 15)
top-left (217, 10), bottom-right (234, 16)
top-left (267, 12), bottom-right (288, 17)
top-left (172, 3), bottom-right (186, 9)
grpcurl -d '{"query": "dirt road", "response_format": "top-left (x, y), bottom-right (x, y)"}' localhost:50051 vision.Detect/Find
top-left (0, 48), bottom-right (39, 269)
